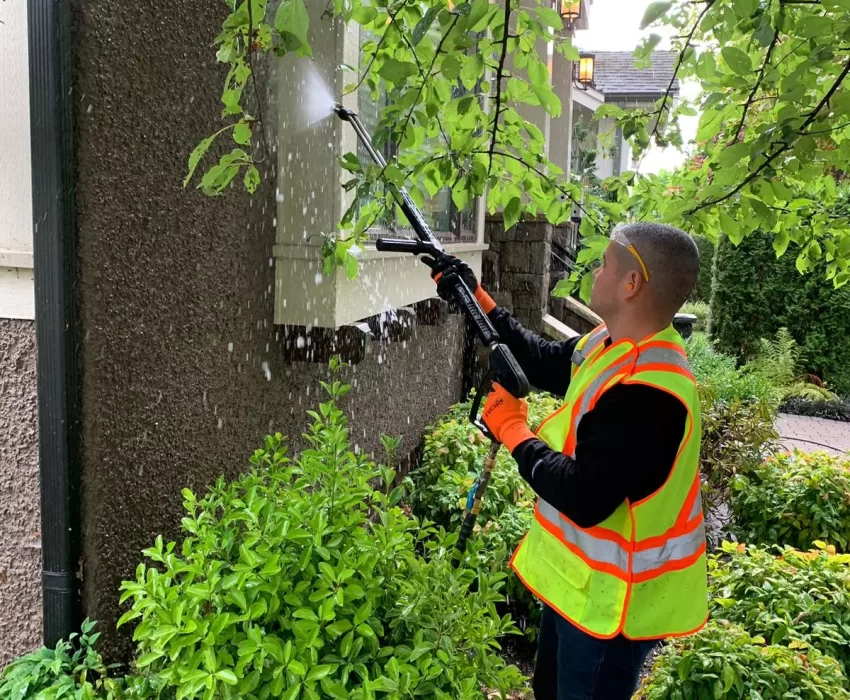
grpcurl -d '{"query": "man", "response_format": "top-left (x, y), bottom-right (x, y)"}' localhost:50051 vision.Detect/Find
top-left (431, 222), bottom-right (708, 700)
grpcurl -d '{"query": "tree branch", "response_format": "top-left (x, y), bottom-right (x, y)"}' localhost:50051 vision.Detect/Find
top-left (381, 14), bottom-right (460, 179)
top-left (691, 57), bottom-right (850, 213)
top-left (637, 0), bottom-right (715, 173)
top-left (473, 149), bottom-right (607, 231)
top-left (729, 22), bottom-right (780, 145)
top-left (487, 0), bottom-right (513, 177)
top-left (246, 0), bottom-right (269, 160)
top-left (397, 25), bottom-right (455, 159)
top-left (344, 6), bottom-right (401, 97)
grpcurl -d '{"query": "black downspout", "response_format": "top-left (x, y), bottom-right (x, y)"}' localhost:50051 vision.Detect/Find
top-left (28, 0), bottom-right (81, 645)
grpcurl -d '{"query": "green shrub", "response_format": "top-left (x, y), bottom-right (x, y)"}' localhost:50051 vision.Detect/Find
top-left (635, 621), bottom-right (850, 699)
top-left (731, 450), bottom-right (850, 551)
top-left (119, 368), bottom-right (525, 700)
top-left (710, 232), bottom-right (850, 396)
top-left (407, 392), bottom-right (557, 534)
top-left (709, 542), bottom-right (850, 675)
top-left (0, 620), bottom-right (155, 700)
top-left (680, 301), bottom-right (710, 333)
top-left (686, 335), bottom-right (776, 404)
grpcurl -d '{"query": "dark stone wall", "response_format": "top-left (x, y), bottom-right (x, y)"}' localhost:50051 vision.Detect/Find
top-left (72, 0), bottom-right (464, 660)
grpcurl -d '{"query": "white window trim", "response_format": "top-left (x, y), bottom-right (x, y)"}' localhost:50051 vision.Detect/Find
top-left (272, 7), bottom-right (488, 330)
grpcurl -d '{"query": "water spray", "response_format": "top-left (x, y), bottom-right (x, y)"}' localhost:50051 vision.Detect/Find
top-left (335, 104), bottom-right (531, 555)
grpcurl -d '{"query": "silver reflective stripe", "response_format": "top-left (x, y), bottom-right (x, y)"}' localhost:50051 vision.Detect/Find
top-left (633, 521), bottom-right (706, 575)
top-left (688, 491), bottom-right (704, 521)
top-left (635, 347), bottom-right (692, 374)
top-left (538, 499), bottom-right (629, 572)
top-left (583, 326), bottom-right (609, 355)
top-left (571, 353), bottom-right (636, 452)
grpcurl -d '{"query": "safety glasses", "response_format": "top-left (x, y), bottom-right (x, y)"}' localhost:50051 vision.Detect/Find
top-left (611, 226), bottom-right (651, 282)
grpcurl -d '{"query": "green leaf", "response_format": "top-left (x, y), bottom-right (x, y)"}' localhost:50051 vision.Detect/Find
top-left (288, 659), bottom-right (307, 676)
top-left (233, 121), bottom-right (252, 146)
top-left (412, 6), bottom-right (441, 46)
top-left (378, 59), bottom-right (417, 83)
top-left (696, 52), bottom-right (716, 81)
top-left (281, 684), bottom-right (301, 700)
top-left (773, 230), bottom-right (790, 258)
top-left (634, 34), bottom-right (662, 61)
top-left (351, 5), bottom-right (377, 24)
top-left (504, 196), bottom-right (522, 231)
top-left (579, 271), bottom-right (594, 303)
top-left (184, 135), bottom-right (216, 187)
top-left (215, 670), bottom-right (238, 685)
top-left (306, 664), bottom-right (335, 682)
top-left (320, 678), bottom-right (349, 700)
top-left (244, 165), bottom-right (261, 194)
top-left (732, 0), bottom-right (756, 18)
top-left (275, 0), bottom-right (311, 57)
top-left (721, 47), bottom-right (752, 76)
top-left (294, 607), bottom-right (318, 621)
top-left (136, 651), bottom-right (164, 668)
top-left (640, 1), bottom-right (672, 29)
top-left (369, 676), bottom-right (398, 693)
top-left (715, 143), bottom-right (750, 168)
top-left (798, 15), bottom-right (832, 38)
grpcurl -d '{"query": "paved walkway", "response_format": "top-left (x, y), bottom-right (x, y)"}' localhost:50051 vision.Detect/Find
top-left (776, 413), bottom-right (850, 456)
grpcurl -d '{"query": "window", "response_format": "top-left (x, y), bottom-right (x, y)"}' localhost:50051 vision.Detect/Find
top-left (356, 28), bottom-right (475, 243)
top-left (272, 15), bottom-right (486, 329)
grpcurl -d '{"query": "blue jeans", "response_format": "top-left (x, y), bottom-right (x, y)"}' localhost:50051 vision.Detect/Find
top-left (533, 605), bottom-right (658, 700)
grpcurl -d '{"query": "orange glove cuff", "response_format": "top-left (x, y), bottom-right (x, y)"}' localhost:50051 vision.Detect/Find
top-left (474, 285), bottom-right (497, 314)
top-left (499, 422), bottom-right (536, 453)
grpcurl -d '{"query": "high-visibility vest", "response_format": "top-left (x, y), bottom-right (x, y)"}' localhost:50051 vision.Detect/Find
top-left (510, 324), bottom-right (708, 640)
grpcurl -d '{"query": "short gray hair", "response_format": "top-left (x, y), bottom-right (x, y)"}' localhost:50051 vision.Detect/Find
top-left (617, 222), bottom-right (700, 317)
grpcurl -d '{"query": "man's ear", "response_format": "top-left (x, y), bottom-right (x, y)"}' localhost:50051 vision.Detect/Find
top-left (624, 269), bottom-right (642, 298)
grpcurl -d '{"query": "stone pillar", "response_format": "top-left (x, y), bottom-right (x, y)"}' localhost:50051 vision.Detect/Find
top-left (484, 218), bottom-right (552, 335)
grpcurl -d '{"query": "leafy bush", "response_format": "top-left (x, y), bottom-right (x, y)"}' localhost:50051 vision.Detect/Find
top-left (750, 328), bottom-right (839, 402)
top-left (780, 396), bottom-right (850, 422)
top-left (709, 542), bottom-right (850, 676)
top-left (0, 620), bottom-right (156, 700)
top-left (699, 393), bottom-right (779, 544)
top-left (731, 450), bottom-right (850, 551)
top-left (680, 301), bottom-right (709, 333)
top-left (687, 337), bottom-right (779, 541)
top-left (686, 335), bottom-right (776, 404)
top-left (635, 621), bottom-right (850, 700)
top-left (710, 232), bottom-right (850, 396)
top-left (119, 368), bottom-right (525, 700)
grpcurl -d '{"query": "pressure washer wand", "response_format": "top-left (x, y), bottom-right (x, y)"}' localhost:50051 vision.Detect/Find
top-left (335, 104), bottom-right (530, 556)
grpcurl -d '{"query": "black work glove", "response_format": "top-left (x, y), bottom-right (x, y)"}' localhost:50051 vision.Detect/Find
top-left (422, 254), bottom-right (480, 298)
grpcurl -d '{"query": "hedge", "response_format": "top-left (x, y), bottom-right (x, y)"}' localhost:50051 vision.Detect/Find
top-left (710, 233), bottom-right (850, 395)
top-left (690, 234), bottom-right (716, 303)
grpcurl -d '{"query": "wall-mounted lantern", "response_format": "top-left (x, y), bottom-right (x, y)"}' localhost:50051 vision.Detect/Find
top-left (573, 52), bottom-right (595, 90)
top-left (557, 0), bottom-right (582, 30)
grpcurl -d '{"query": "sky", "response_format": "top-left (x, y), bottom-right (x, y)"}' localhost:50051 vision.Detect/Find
top-left (574, 0), bottom-right (701, 174)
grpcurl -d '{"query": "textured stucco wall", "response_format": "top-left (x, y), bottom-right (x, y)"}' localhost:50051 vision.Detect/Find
top-left (0, 320), bottom-right (41, 665)
top-left (73, 0), bottom-right (465, 661)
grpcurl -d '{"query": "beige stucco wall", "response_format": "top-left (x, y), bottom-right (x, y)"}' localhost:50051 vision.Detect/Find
top-left (0, 320), bottom-right (41, 666)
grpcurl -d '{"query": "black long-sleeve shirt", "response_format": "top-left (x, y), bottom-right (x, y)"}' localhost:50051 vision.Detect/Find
top-left (488, 307), bottom-right (688, 528)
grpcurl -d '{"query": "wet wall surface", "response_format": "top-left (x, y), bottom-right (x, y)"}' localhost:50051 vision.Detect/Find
top-left (73, 0), bottom-right (465, 659)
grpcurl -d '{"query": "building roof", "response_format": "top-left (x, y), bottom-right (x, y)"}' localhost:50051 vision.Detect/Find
top-left (591, 51), bottom-right (680, 98)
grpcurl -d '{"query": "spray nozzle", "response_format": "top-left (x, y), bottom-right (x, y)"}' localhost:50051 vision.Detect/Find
top-left (334, 104), bottom-right (357, 122)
